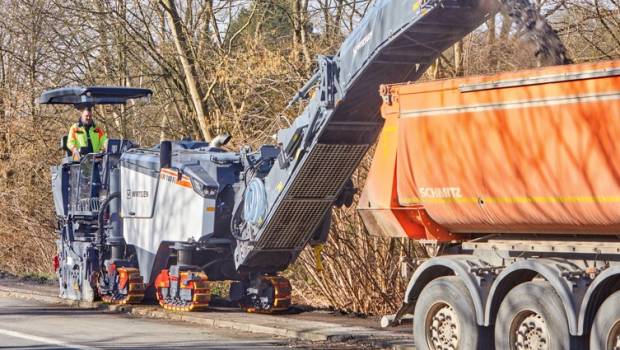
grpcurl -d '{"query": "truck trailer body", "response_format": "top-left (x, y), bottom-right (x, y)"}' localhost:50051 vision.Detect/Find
top-left (363, 60), bottom-right (620, 349)
top-left (360, 60), bottom-right (620, 239)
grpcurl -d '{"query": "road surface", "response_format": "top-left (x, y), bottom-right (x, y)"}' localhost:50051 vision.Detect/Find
top-left (0, 296), bottom-right (302, 349)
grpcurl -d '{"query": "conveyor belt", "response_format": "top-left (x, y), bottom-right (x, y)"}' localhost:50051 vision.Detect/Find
top-left (239, 0), bottom-right (496, 269)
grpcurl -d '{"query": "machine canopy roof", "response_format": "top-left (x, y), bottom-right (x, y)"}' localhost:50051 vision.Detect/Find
top-left (37, 86), bottom-right (152, 106)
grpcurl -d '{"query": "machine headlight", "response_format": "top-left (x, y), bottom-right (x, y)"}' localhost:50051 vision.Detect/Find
top-left (190, 178), bottom-right (218, 198)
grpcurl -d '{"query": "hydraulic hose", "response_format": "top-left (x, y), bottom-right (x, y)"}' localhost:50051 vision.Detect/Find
top-left (97, 192), bottom-right (121, 267)
top-left (243, 178), bottom-right (267, 226)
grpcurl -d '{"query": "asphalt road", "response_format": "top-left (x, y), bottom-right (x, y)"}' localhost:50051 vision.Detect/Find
top-left (0, 297), bottom-right (297, 349)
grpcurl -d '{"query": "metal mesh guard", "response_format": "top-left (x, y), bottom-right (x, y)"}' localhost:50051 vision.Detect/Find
top-left (288, 144), bottom-right (368, 199)
top-left (256, 143), bottom-right (368, 250)
top-left (256, 199), bottom-right (331, 250)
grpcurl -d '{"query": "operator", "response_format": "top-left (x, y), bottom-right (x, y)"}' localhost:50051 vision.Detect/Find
top-left (67, 103), bottom-right (108, 160)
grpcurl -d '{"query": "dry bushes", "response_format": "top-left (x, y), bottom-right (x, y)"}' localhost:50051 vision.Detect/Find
top-left (0, 118), bottom-right (58, 274)
top-left (286, 154), bottom-right (427, 316)
top-left (291, 201), bottom-right (426, 316)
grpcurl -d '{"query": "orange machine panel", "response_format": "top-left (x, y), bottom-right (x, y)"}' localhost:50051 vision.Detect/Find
top-left (387, 60), bottom-right (620, 237)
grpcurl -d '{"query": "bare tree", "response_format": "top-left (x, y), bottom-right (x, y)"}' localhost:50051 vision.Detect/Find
top-left (160, 0), bottom-right (213, 141)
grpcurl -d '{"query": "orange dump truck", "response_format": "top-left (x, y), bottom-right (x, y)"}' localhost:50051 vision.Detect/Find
top-left (360, 60), bottom-right (620, 349)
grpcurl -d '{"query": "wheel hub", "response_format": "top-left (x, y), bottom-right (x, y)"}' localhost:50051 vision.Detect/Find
top-left (513, 312), bottom-right (549, 350)
top-left (154, 269), bottom-right (210, 312)
top-left (606, 320), bottom-right (620, 350)
top-left (240, 275), bottom-right (291, 313)
top-left (427, 303), bottom-right (459, 350)
top-left (99, 267), bottom-right (145, 305)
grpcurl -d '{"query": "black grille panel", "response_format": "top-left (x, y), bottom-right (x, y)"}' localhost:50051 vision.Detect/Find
top-left (256, 199), bottom-right (331, 250)
top-left (288, 144), bottom-right (368, 199)
top-left (254, 143), bottom-right (367, 251)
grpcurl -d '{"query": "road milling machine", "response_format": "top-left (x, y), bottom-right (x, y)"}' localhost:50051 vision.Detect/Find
top-left (43, 0), bottom-right (505, 313)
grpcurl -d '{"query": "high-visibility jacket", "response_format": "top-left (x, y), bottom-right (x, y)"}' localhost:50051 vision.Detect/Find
top-left (67, 123), bottom-right (108, 154)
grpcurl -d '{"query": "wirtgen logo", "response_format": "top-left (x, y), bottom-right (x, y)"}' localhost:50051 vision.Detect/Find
top-left (353, 31), bottom-right (373, 55)
top-left (126, 189), bottom-right (149, 199)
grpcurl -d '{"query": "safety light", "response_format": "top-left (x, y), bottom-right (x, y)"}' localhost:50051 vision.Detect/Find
top-left (190, 178), bottom-right (218, 198)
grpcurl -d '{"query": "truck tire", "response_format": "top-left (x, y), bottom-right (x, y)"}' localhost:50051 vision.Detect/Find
top-left (590, 289), bottom-right (620, 350)
top-left (495, 281), bottom-right (574, 350)
top-left (413, 276), bottom-right (490, 350)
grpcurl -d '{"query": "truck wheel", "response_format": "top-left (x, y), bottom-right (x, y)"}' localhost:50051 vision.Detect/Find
top-left (495, 281), bottom-right (572, 350)
top-left (590, 289), bottom-right (620, 350)
top-left (413, 276), bottom-right (489, 350)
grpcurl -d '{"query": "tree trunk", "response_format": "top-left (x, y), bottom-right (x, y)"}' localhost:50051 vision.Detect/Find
top-left (487, 17), bottom-right (496, 46)
top-left (292, 0), bottom-right (311, 67)
top-left (333, 0), bottom-right (344, 39)
top-left (160, 104), bottom-right (170, 141)
top-left (500, 12), bottom-right (511, 40)
top-left (486, 17), bottom-right (497, 68)
top-left (300, 0), bottom-right (312, 68)
top-left (160, 0), bottom-right (213, 141)
top-left (0, 37), bottom-right (4, 120)
top-left (430, 58), bottom-right (441, 80)
top-left (292, 0), bottom-right (302, 62)
top-left (0, 40), bottom-right (5, 160)
top-left (454, 40), bottom-right (464, 77)
top-left (0, 32), bottom-right (12, 159)
top-left (116, 0), bottom-right (129, 137)
top-left (320, 0), bottom-right (330, 39)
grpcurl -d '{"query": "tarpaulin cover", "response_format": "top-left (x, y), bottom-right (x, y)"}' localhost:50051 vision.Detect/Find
top-left (394, 60), bottom-right (620, 234)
